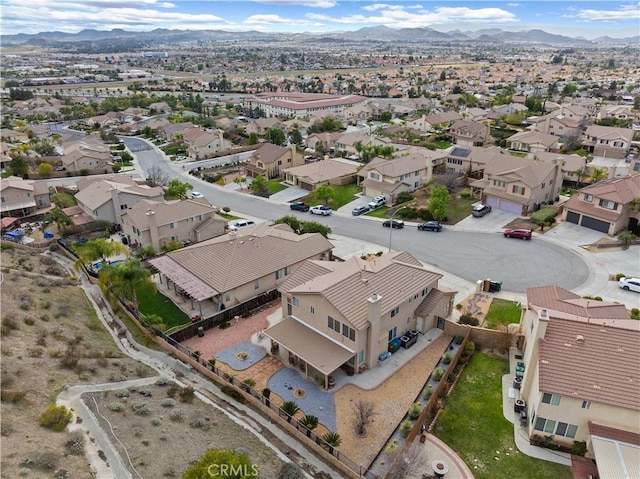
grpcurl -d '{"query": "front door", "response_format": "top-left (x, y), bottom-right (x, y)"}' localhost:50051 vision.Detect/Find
top-left (437, 317), bottom-right (445, 330)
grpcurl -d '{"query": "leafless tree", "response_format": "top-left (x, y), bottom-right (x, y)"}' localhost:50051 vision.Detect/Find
top-left (386, 442), bottom-right (428, 479)
top-left (352, 400), bottom-right (375, 437)
top-left (145, 164), bottom-right (170, 187)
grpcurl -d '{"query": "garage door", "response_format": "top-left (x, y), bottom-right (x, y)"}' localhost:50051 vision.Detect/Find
top-left (566, 211), bottom-right (580, 225)
top-left (485, 196), bottom-right (499, 208)
top-left (580, 216), bottom-right (610, 233)
top-left (498, 199), bottom-right (523, 215)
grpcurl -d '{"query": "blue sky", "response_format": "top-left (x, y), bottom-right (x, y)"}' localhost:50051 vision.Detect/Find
top-left (1, 1), bottom-right (638, 38)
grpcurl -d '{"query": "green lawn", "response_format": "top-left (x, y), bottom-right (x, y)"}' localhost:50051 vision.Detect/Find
top-left (266, 180), bottom-right (288, 195)
top-left (446, 196), bottom-right (476, 224)
top-left (136, 282), bottom-right (191, 329)
top-left (305, 184), bottom-right (362, 209)
top-left (51, 191), bottom-right (78, 208)
top-left (434, 353), bottom-right (572, 479)
top-left (485, 299), bottom-right (523, 330)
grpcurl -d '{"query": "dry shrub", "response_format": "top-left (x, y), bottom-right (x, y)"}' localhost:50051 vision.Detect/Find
top-left (64, 430), bottom-right (85, 455)
top-left (39, 404), bottom-right (73, 432)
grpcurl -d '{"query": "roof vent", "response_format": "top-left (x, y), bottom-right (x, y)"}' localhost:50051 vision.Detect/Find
top-left (576, 335), bottom-right (585, 343)
top-left (540, 309), bottom-right (548, 319)
top-left (371, 293), bottom-right (378, 300)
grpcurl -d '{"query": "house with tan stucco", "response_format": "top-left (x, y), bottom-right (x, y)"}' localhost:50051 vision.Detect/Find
top-left (265, 251), bottom-right (456, 387)
top-left (519, 285), bottom-right (639, 477)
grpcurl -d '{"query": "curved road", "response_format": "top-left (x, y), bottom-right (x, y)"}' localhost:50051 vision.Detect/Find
top-left (121, 137), bottom-right (590, 293)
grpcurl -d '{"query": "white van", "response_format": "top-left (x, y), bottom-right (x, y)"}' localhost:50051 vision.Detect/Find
top-left (229, 220), bottom-right (255, 231)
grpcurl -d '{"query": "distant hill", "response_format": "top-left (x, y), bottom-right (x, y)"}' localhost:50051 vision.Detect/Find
top-left (2, 26), bottom-right (638, 48)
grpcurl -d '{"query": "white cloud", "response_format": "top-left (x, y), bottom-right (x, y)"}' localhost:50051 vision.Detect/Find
top-left (573, 4), bottom-right (640, 22)
top-left (254, 0), bottom-right (336, 7)
top-left (506, 3), bottom-right (520, 7)
top-left (362, 3), bottom-right (405, 11)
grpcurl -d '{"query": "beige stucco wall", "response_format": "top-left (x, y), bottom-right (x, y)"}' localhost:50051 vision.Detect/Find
top-left (0, 186), bottom-right (36, 212)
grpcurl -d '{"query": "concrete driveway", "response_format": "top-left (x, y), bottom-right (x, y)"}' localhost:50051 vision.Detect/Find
top-left (451, 209), bottom-right (519, 233)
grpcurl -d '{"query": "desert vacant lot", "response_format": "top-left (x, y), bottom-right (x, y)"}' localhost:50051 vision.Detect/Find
top-left (0, 247), bottom-right (294, 479)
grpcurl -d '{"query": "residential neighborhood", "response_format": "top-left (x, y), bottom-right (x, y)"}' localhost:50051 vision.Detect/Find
top-left (1, 17), bottom-right (640, 479)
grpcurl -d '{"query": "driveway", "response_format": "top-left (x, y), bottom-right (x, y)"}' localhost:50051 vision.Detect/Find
top-left (451, 209), bottom-right (519, 233)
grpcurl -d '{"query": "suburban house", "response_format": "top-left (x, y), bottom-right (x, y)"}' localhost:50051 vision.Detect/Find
top-left (120, 199), bottom-right (227, 252)
top-left (149, 223), bottom-right (334, 317)
top-left (266, 251), bottom-right (456, 387)
top-left (561, 175), bottom-right (640, 235)
top-left (597, 105), bottom-right (633, 122)
top-left (357, 148), bottom-right (447, 201)
top-left (155, 121), bottom-right (195, 141)
top-left (74, 176), bottom-right (165, 225)
top-left (519, 285), bottom-right (639, 477)
top-left (464, 107), bottom-right (489, 122)
top-left (506, 131), bottom-right (559, 154)
top-left (61, 141), bottom-right (113, 172)
top-left (0, 176), bottom-right (51, 218)
top-left (245, 143), bottom-right (303, 179)
top-left (470, 155), bottom-right (564, 215)
top-left (444, 145), bottom-right (506, 176)
top-left (282, 158), bottom-right (358, 191)
top-left (183, 128), bottom-right (229, 160)
top-left (492, 103), bottom-right (528, 116)
top-left (448, 120), bottom-right (490, 147)
top-left (334, 133), bottom-right (393, 158)
top-left (0, 129), bottom-right (29, 143)
top-left (530, 113), bottom-right (581, 139)
top-left (582, 125), bottom-right (633, 160)
top-left (243, 118), bottom-right (286, 137)
top-left (305, 132), bottom-right (342, 155)
top-left (533, 152), bottom-right (588, 184)
top-left (405, 111), bottom-right (462, 134)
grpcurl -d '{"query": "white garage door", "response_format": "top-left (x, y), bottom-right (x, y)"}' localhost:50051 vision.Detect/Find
top-left (498, 199), bottom-right (523, 215)
top-left (486, 196), bottom-right (499, 208)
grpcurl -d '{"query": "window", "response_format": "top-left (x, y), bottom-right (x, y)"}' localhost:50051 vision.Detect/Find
top-left (370, 172), bottom-right (380, 180)
top-left (584, 193), bottom-right (593, 202)
top-left (388, 327), bottom-right (397, 341)
top-left (342, 324), bottom-right (355, 341)
top-left (512, 185), bottom-right (526, 195)
top-left (613, 141), bottom-right (624, 147)
top-left (292, 296), bottom-right (299, 307)
top-left (310, 306), bottom-right (315, 314)
top-left (581, 401), bottom-right (591, 410)
top-left (555, 422), bottom-right (578, 438)
top-left (542, 393), bottom-right (561, 406)
top-left (275, 269), bottom-right (282, 280)
top-left (254, 279), bottom-right (259, 290)
top-left (358, 349), bottom-right (365, 364)
top-left (541, 182), bottom-right (546, 189)
top-left (328, 316), bottom-right (340, 333)
top-left (0, 197), bottom-right (7, 203)
top-left (170, 221), bottom-right (177, 229)
top-left (391, 306), bottom-right (400, 318)
top-left (534, 416), bottom-right (557, 434)
top-left (599, 199), bottom-right (618, 210)
top-left (285, 266), bottom-right (291, 276)
top-left (171, 235), bottom-right (179, 242)
top-left (224, 292), bottom-right (230, 302)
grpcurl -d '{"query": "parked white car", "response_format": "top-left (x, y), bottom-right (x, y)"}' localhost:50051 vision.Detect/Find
top-left (368, 195), bottom-right (387, 209)
top-left (190, 191), bottom-right (204, 198)
top-left (229, 220), bottom-right (256, 231)
top-left (618, 277), bottom-right (640, 292)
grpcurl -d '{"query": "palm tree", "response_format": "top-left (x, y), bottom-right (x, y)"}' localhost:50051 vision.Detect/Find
top-left (299, 415), bottom-right (318, 438)
top-left (617, 230), bottom-right (637, 250)
top-left (321, 431), bottom-right (342, 455)
top-left (587, 166), bottom-right (608, 184)
top-left (280, 401), bottom-right (300, 423)
top-left (74, 237), bottom-right (128, 272)
top-left (42, 207), bottom-right (73, 237)
top-left (99, 259), bottom-right (154, 318)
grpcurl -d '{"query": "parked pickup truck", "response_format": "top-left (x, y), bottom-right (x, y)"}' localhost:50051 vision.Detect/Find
top-left (289, 202), bottom-right (310, 212)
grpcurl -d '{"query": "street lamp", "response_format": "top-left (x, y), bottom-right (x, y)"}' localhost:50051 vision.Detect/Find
top-left (388, 205), bottom-right (408, 253)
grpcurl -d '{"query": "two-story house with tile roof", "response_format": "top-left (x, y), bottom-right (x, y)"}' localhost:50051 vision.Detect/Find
top-left (245, 143), bottom-right (303, 179)
top-left (149, 224), bottom-right (334, 317)
top-left (61, 141), bottom-right (113, 172)
top-left (120, 199), bottom-right (227, 252)
top-left (561, 174), bottom-right (640, 235)
top-left (357, 148), bottom-right (447, 201)
top-left (0, 176), bottom-right (51, 218)
top-left (582, 125), bottom-right (633, 160)
top-left (519, 285), bottom-right (639, 475)
top-left (75, 176), bottom-right (165, 225)
top-left (266, 251), bottom-right (455, 386)
top-left (470, 156), bottom-right (563, 215)
top-left (506, 130), bottom-right (559, 154)
top-left (448, 119), bottom-right (490, 147)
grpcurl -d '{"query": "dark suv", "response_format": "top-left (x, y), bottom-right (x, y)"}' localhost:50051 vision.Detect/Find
top-left (471, 204), bottom-right (492, 217)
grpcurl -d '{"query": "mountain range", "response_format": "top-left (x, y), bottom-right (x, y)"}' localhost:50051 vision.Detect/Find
top-left (2, 25), bottom-right (638, 48)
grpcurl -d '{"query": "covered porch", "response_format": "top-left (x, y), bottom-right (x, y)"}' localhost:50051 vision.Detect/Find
top-left (264, 316), bottom-right (355, 389)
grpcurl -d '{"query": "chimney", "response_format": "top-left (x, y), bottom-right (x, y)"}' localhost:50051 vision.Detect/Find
top-left (110, 186), bottom-right (123, 224)
top-left (145, 210), bottom-right (160, 251)
top-left (366, 293), bottom-right (383, 367)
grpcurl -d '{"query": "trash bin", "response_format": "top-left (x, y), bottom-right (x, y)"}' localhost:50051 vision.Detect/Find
top-left (197, 326), bottom-right (204, 337)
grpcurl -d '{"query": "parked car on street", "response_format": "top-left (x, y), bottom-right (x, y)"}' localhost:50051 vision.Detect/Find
top-left (618, 277), bottom-right (640, 292)
top-left (309, 205), bottom-right (332, 216)
top-left (229, 219), bottom-right (256, 231)
top-left (382, 219), bottom-right (404, 229)
top-left (190, 191), bottom-right (204, 198)
top-left (352, 205), bottom-right (370, 216)
top-left (503, 228), bottom-right (532, 240)
top-left (368, 195), bottom-right (387, 209)
top-left (289, 201), bottom-right (310, 212)
top-left (471, 204), bottom-right (492, 217)
top-left (417, 221), bottom-right (443, 232)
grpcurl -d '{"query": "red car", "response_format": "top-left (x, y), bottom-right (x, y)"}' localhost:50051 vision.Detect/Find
top-left (504, 228), bottom-right (532, 240)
